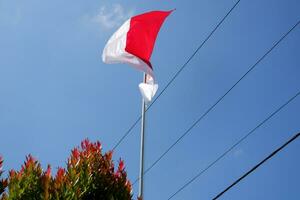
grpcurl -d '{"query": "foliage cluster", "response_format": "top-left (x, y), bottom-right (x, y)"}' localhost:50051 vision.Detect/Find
top-left (0, 139), bottom-right (132, 200)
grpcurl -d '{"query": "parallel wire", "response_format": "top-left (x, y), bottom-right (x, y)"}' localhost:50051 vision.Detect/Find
top-left (132, 19), bottom-right (300, 187)
top-left (168, 90), bottom-right (300, 200)
top-left (112, 0), bottom-right (242, 151)
top-left (212, 132), bottom-right (300, 200)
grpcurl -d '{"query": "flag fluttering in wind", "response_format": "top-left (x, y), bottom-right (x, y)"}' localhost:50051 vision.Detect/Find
top-left (102, 10), bottom-right (173, 103)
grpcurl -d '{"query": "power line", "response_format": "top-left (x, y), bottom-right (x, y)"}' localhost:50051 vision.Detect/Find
top-left (212, 132), bottom-right (300, 200)
top-left (167, 90), bottom-right (300, 200)
top-left (132, 20), bottom-right (300, 186)
top-left (112, 0), bottom-right (242, 151)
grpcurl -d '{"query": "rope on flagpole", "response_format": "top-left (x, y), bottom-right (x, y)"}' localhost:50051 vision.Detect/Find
top-left (131, 19), bottom-right (300, 186)
top-left (112, 0), bottom-right (242, 151)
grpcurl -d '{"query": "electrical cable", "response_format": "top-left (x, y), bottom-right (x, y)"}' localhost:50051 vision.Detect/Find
top-left (212, 132), bottom-right (300, 200)
top-left (167, 90), bottom-right (300, 200)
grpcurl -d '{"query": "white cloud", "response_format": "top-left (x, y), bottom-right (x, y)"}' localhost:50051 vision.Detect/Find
top-left (90, 4), bottom-right (134, 30)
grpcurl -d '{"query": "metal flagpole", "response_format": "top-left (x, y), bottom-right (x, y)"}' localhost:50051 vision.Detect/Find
top-left (138, 73), bottom-right (147, 199)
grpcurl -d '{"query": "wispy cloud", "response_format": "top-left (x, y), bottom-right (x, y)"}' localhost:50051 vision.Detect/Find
top-left (0, 3), bottom-right (22, 26)
top-left (233, 149), bottom-right (244, 157)
top-left (89, 4), bottom-right (134, 30)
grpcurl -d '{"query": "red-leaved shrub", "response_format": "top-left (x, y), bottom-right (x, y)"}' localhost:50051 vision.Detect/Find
top-left (0, 139), bottom-right (132, 200)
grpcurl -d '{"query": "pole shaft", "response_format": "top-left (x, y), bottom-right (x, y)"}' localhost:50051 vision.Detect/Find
top-left (138, 73), bottom-right (147, 199)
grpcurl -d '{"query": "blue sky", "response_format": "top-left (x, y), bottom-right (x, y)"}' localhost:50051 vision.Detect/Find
top-left (0, 0), bottom-right (299, 199)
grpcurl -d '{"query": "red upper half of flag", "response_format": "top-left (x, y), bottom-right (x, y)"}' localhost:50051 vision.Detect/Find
top-left (125, 10), bottom-right (173, 69)
top-left (102, 10), bottom-right (173, 79)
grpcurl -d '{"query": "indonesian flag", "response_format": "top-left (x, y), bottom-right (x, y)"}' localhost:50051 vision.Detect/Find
top-left (102, 10), bottom-right (173, 103)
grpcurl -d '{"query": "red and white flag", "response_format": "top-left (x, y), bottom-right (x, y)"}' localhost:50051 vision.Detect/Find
top-left (102, 10), bottom-right (173, 103)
